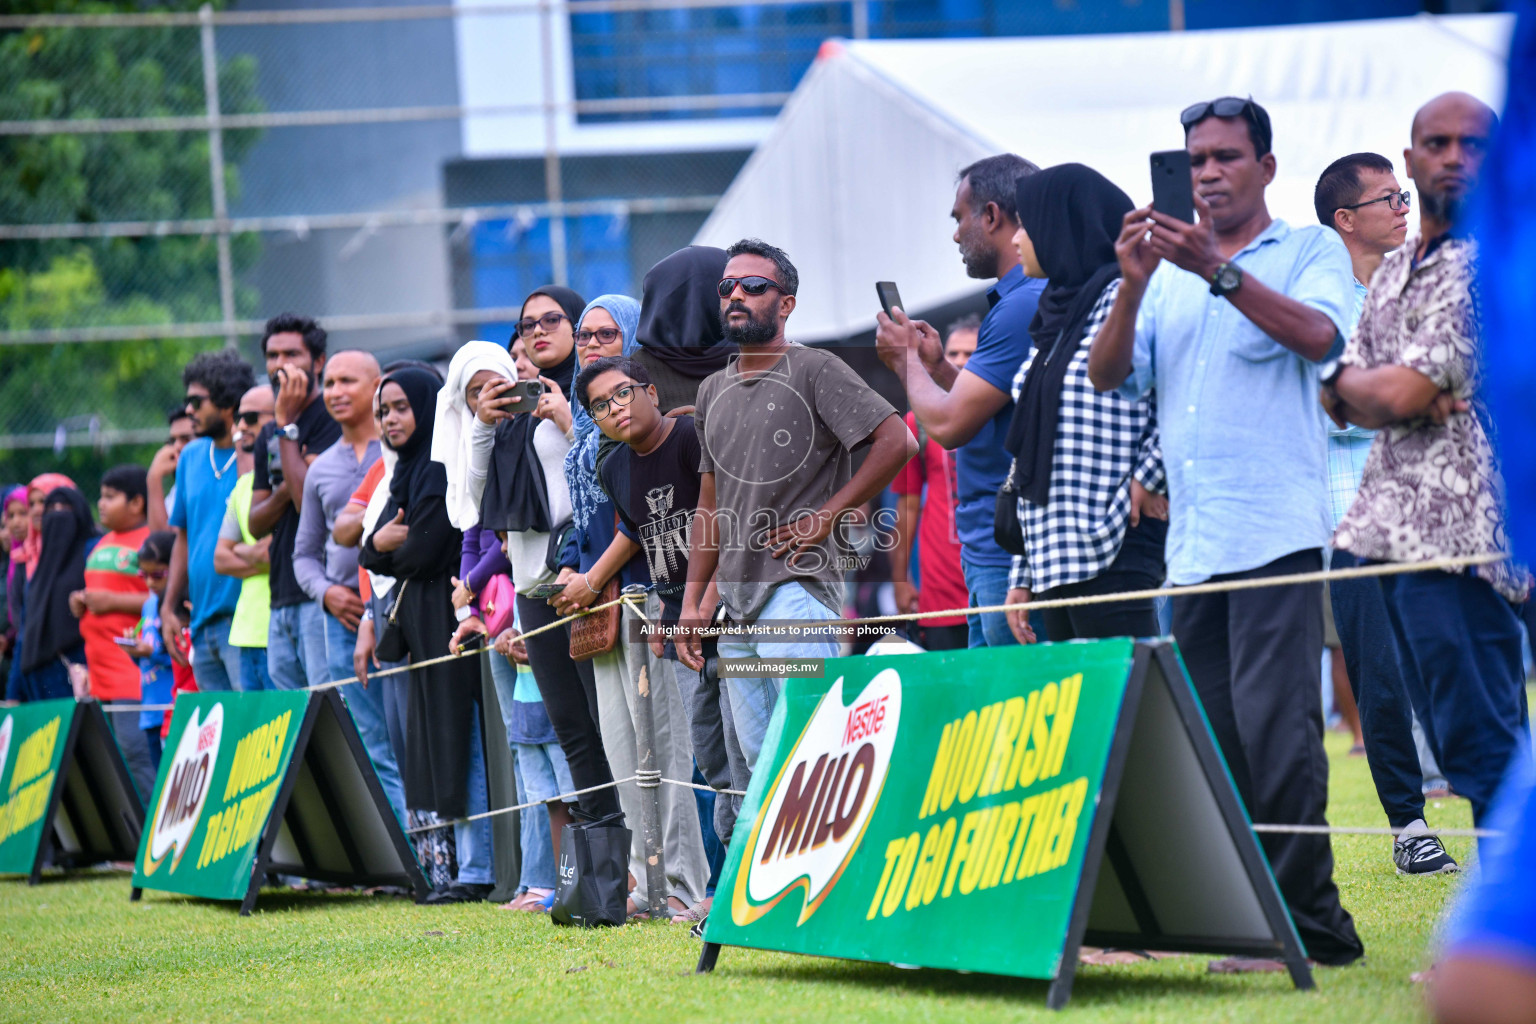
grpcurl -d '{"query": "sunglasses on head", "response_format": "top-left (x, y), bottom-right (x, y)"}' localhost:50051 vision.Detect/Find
top-left (717, 276), bottom-right (787, 299)
top-left (515, 311), bottom-right (570, 337)
top-left (576, 326), bottom-right (623, 346)
top-left (1180, 96), bottom-right (1271, 152)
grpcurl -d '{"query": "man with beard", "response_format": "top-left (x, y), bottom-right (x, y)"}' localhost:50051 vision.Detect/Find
top-left (248, 313), bottom-right (341, 690)
top-left (161, 351), bottom-right (258, 691)
top-left (1088, 97), bottom-right (1363, 970)
top-left (214, 385), bottom-right (275, 690)
top-left (678, 238), bottom-right (916, 775)
top-left (874, 154), bottom-right (1049, 648)
top-left (1326, 92), bottom-right (1528, 834)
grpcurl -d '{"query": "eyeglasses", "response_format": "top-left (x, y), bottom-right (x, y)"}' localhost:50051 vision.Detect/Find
top-left (139, 568), bottom-right (168, 581)
top-left (1341, 190), bottom-right (1412, 213)
top-left (515, 312), bottom-right (570, 337)
top-left (716, 276), bottom-right (788, 299)
top-left (237, 411), bottom-right (266, 426)
top-left (588, 383), bottom-right (644, 422)
top-left (1180, 95), bottom-right (1272, 153)
top-left (575, 327), bottom-right (623, 346)
top-left (183, 394), bottom-right (207, 411)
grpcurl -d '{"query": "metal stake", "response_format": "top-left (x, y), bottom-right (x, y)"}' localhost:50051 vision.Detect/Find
top-left (628, 592), bottom-right (669, 921)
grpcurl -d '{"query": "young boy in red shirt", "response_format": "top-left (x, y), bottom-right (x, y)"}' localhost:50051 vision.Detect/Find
top-left (70, 465), bottom-right (154, 798)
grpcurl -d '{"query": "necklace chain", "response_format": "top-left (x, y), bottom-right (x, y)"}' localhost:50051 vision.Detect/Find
top-left (209, 441), bottom-right (238, 480)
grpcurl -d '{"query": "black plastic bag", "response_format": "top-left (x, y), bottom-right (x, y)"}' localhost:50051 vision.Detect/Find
top-left (551, 811), bottom-right (630, 927)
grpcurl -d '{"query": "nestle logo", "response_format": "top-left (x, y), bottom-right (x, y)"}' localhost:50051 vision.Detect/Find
top-left (842, 696), bottom-right (888, 747)
top-left (196, 723), bottom-right (218, 753)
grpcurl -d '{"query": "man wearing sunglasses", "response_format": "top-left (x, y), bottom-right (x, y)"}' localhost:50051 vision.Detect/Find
top-left (214, 384), bottom-right (276, 692)
top-left (1089, 96), bottom-right (1364, 970)
top-left (680, 238), bottom-right (916, 778)
top-left (161, 350), bottom-right (257, 694)
top-left (1329, 94), bottom-right (1528, 844)
top-left (875, 154), bottom-right (1047, 649)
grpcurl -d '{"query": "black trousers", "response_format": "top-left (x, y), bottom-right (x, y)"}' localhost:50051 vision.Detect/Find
top-left (1173, 548), bottom-right (1363, 966)
top-left (517, 595), bottom-right (621, 819)
top-left (1037, 568), bottom-right (1161, 642)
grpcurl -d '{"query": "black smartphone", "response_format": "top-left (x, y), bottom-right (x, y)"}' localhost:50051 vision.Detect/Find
top-left (875, 281), bottom-right (905, 318)
top-left (489, 378), bottom-right (546, 414)
top-left (1150, 150), bottom-right (1195, 224)
top-left (526, 580), bottom-right (565, 600)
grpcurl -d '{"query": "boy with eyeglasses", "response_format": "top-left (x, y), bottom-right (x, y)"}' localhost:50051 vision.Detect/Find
top-left (214, 384), bottom-right (276, 691)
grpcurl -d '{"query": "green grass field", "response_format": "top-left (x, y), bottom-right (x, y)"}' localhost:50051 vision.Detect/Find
top-left (0, 730), bottom-right (1481, 1023)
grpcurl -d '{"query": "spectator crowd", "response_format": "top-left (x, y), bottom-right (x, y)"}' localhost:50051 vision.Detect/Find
top-left (0, 90), bottom-right (1531, 974)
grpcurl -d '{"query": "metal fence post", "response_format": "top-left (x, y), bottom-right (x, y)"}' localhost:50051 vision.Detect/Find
top-left (627, 589), bottom-right (669, 920)
top-left (852, 0), bottom-right (870, 40)
top-left (539, 0), bottom-right (569, 287)
top-left (198, 4), bottom-right (238, 349)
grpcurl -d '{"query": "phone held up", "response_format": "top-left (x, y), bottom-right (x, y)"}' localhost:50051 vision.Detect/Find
top-left (1150, 150), bottom-right (1195, 224)
top-left (875, 281), bottom-right (905, 319)
top-left (487, 378), bottom-right (546, 415)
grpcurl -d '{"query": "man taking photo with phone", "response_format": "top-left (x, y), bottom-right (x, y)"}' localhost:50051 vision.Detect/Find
top-left (1087, 97), bottom-right (1364, 971)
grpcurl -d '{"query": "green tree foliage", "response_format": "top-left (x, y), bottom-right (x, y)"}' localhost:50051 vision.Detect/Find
top-left (0, 1), bottom-right (263, 491)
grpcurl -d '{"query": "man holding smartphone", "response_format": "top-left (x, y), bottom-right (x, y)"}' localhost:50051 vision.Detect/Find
top-left (1088, 97), bottom-right (1363, 970)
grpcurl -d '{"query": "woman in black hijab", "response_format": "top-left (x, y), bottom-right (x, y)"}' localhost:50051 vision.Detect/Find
top-left (471, 285), bottom-right (622, 824)
top-left (1001, 164), bottom-right (1167, 644)
top-left (360, 367), bottom-right (494, 903)
top-left (633, 246), bottom-right (732, 412)
top-left (19, 486), bottom-right (96, 702)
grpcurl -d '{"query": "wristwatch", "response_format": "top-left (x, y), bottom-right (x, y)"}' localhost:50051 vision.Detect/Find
top-left (1209, 261), bottom-right (1243, 297)
top-left (1319, 357), bottom-right (1345, 388)
top-left (279, 422), bottom-right (301, 442)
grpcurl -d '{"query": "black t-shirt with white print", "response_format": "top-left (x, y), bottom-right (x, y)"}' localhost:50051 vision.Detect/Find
top-left (599, 415), bottom-right (701, 625)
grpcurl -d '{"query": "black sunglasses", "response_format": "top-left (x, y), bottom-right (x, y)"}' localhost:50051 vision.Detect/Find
top-left (515, 311), bottom-right (570, 337)
top-left (183, 394), bottom-right (207, 411)
top-left (1341, 190), bottom-right (1411, 213)
top-left (575, 326), bottom-right (623, 346)
top-left (1180, 96), bottom-right (1272, 152)
top-left (237, 411), bottom-right (266, 426)
top-left (717, 276), bottom-right (788, 299)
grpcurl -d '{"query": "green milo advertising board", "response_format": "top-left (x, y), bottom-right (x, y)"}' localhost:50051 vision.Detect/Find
top-left (133, 690), bottom-right (307, 900)
top-left (706, 642), bottom-right (1125, 979)
top-left (0, 700), bottom-right (77, 875)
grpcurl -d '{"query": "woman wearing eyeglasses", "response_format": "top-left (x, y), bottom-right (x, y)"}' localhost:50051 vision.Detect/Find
top-left (469, 286), bottom-right (625, 827)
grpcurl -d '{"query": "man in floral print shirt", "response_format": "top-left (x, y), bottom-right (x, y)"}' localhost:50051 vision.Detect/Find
top-left (1324, 92), bottom-right (1528, 831)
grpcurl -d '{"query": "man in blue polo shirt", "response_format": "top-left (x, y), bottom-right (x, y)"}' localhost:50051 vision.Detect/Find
top-left (1089, 97), bottom-right (1363, 969)
top-left (161, 350), bottom-right (257, 691)
top-left (875, 154), bottom-right (1045, 647)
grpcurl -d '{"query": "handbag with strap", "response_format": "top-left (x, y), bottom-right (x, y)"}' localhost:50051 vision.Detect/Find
top-left (373, 579), bottom-right (410, 663)
top-left (480, 574), bottom-right (517, 637)
top-left (568, 576), bottom-right (621, 662)
top-left (994, 459), bottom-right (1026, 557)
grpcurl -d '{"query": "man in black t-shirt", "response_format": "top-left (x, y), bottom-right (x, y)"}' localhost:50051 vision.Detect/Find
top-left (579, 355), bottom-right (748, 851)
top-left (248, 313), bottom-right (341, 690)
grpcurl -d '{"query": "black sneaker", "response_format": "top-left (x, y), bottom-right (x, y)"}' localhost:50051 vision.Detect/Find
top-left (1394, 828), bottom-right (1458, 875)
top-left (425, 882), bottom-right (495, 904)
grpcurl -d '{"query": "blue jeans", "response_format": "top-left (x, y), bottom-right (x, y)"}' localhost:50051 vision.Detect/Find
top-left (455, 722), bottom-right (494, 886)
top-left (190, 615), bottom-right (243, 693)
top-left (717, 582), bottom-right (840, 773)
top-left (962, 556), bottom-right (1020, 649)
top-left (323, 609), bottom-right (406, 822)
top-left (267, 601), bottom-right (328, 691)
top-left (238, 645), bottom-right (272, 692)
top-left (489, 653), bottom-right (570, 892)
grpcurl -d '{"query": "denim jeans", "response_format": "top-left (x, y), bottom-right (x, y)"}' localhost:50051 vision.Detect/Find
top-left (267, 601), bottom-right (328, 691)
top-left (238, 645), bottom-right (272, 692)
top-left (190, 615), bottom-right (243, 692)
top-left (454, 721), bottom-right (495, 886)
top-left (717, 582), bottom-right (840, 773)
top-left (322, 609), bottom-right (406, 822)
top-left (962, 556), bottom-right (1021, 649)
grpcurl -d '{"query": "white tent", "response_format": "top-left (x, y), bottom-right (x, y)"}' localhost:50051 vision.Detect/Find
top-left (695, 14), bottom-right (1512, 342)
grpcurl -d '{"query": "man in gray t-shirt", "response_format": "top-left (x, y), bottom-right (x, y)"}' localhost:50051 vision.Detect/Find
top-left (680, 239), bottom-right (915, 773)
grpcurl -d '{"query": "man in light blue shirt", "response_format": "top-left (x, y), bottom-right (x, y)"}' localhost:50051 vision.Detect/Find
top-left (1089, 97), bottom-right (1363, 969)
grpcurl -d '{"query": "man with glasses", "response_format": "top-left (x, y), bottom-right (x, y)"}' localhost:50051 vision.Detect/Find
top-left (214, 385), bottom-right (275, 691)
top-left (875, 154), bottom-right (1048, 648)
top-left (1314, 153), bottom-right (1459, 877)
top-left (161, 350), bottom-right (258, 693)
top-left (147, 406), bottom-right (197, 533)
top-left (1089, 96), bottom-right (1364, 969)
top-left (248, 313), bottom-right (341, 691)
top-left (1327, 93), bottom-right (1527, 837)
top-left (678, 237), bottom-right (916, 778)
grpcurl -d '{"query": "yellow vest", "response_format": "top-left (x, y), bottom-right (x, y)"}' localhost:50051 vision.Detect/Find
top-left (228, 473), bottom-right (272, 648)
